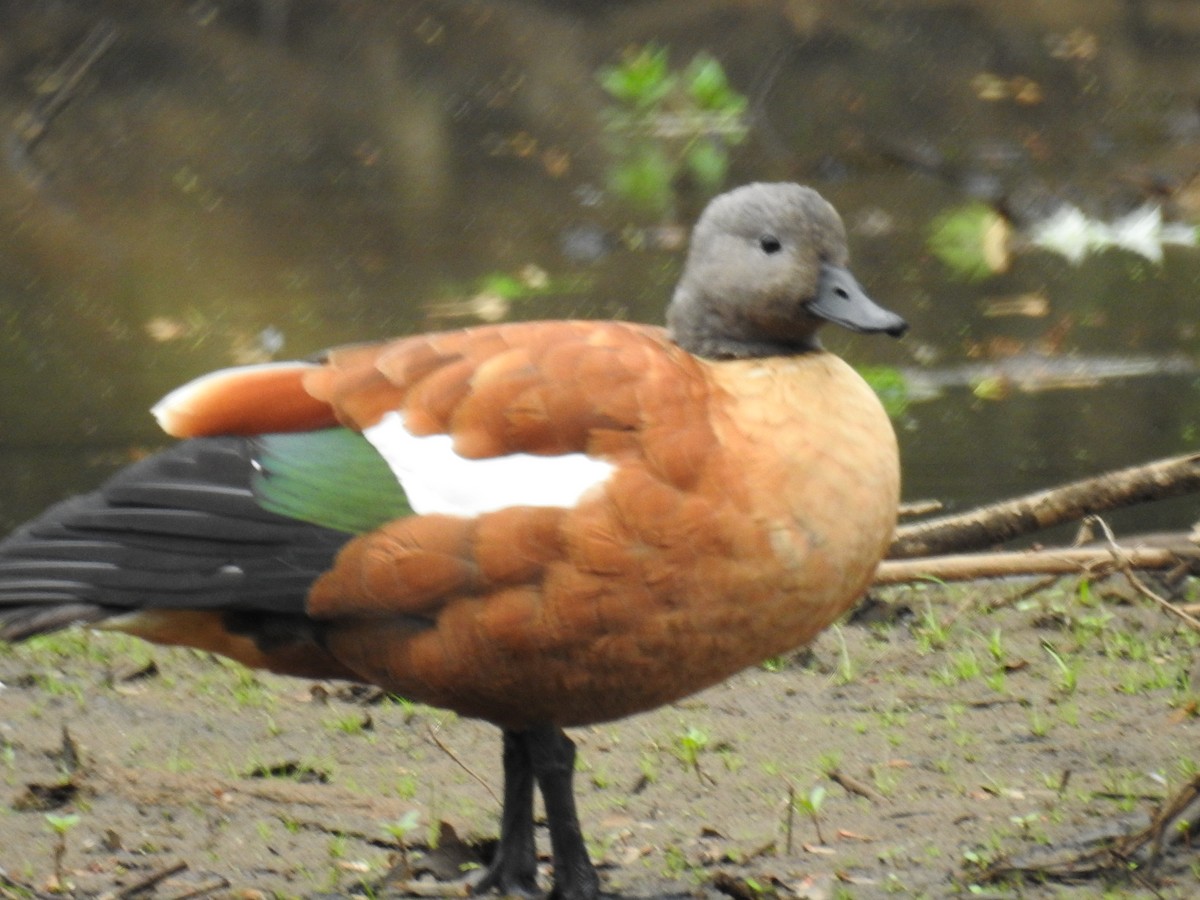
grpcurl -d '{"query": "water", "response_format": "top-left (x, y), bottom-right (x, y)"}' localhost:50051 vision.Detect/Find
top-left (2, 0), bottom-right (1199, 539)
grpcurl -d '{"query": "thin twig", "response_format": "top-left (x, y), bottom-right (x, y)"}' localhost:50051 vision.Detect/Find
top-left (899, 499), bottom-right (943, 519)
top-left (425, 723), bottom-right (500, 806)
top-left (378, 880), bottom-right (473, 897)
top-left (784, 782), bottom-right (795, 856)
top-left (979, 765), bottom-right (1200, 885)
top-left (1089, 517), bottom-right (1200, 634)
top-left (115, 861), bottom-right (188, 899)
top-left (8, 21), bottom-right (118, 191)
top-left (165, 878), bottom-right (230, 900)
top-left (14, 22), bottom-right (118, 150)
top-left (875, 545), bottom-right (1186, 584)
top-left (828, 768), bottom-right (884, 803)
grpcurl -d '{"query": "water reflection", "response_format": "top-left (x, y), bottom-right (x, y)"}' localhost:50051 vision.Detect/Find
top-left (1, 0), bottom-right (1199, 534)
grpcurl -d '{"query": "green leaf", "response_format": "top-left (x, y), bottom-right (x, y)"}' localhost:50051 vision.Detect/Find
top-left (685, 139), bottom-right (729, 192)
top-left (597, 44), bottom-right (749, 214)
top-left (608, 146), bottom-right (675, 214)
top-left (858, 365), bottom-right (909, 418)
top-left (478, 272), bottom-right (526, 300)
top-left (597, 45), bottom-right (675, 109)
top-left (252, 429), bottom-right (411, 534)
top-left (685, 53), bottom-right (741, 112)
top-left (927, 202), bottom-right (1008, 282)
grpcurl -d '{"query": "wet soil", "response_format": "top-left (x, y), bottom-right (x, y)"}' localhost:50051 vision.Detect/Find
top-left (2, 578), bottom-right (1199, 899)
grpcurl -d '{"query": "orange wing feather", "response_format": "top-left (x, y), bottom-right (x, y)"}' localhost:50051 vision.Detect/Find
top-left (153, 362), bottom-right (339, 438)
top-left (300, 321), bottom-right (697, 458)
top-left (154, 322), bottom-right (697, 462)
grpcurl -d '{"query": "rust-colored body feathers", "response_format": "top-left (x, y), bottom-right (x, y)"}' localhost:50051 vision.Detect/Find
top-left (155, 322), bottom-right (900, 727)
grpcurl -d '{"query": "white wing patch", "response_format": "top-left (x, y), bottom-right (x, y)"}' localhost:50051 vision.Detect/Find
top-left (363, 411), bottom-right (616, 517)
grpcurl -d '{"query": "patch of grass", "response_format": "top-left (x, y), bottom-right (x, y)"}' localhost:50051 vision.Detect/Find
top-left (1041, 642), bottom-right (1080, 695)
top-left (1058, 701), bottom-right (1080, 727)
top-left (325, 710), bottom-right (375, 736)
top-left (673, 726), bottom-right (710, 779)
top-left (912, 600), bottom-right (951, 653)
top-left (984, 627), bottom-right (1006, 664)
top-left (637, 750), bottom-right (660, 786)
top-left (932, 649), bottom-right (982, 686)
top-left (1027, 706), bottom-right (1051, 738)
top-left (394, 772), bottom-right (419, 799)
top-left (871, 766), bottom-right (901, 798)
top-left (831, 625), bottom-right (855, 684)
top-left (163, 745), bottom-right (195, 775)
top-left (1097, 770), bottom-right (1146, 813)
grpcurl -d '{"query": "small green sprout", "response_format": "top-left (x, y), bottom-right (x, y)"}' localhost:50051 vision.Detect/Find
top-left (382, 810), bottom-right (422, 880)
top-left (45, 812), bottom-right (81, 889)
top-left (793, 783), bottom-right (828, 845)
top-left (675, 726), bottom-right (711, 780)
top-left (1042, 643), bottom-right (1079, 694)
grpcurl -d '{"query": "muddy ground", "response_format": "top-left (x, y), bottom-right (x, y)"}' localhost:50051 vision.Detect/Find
top-left (2, 576), bottom-right (1199, 899)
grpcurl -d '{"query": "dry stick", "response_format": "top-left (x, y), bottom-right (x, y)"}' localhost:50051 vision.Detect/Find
top-left (889, 452), bottom-right (1200, 559)
top-left (828, 768), bottom-right (884, 803)
top-left (110, 861), bottom-right (188, 900)
top-left (14, 21), bottom-right (118, 151)
top-left (1135, 774), bottom-right (1200, 868)
top-left (1089, 517), bottom-right (1200, 635)
top-left (875, 546), bottom-right (1188, 584)
top-left (165, 879), bottom-right (231, 900)
top-left (898, 498), bottom-right (943, 519)
top-left (386, 882), bottom-right (472, 898)
top-left (986, 774), bottom-right (1200, 885)
top-left (7, 21), bottom-right (118, 193)
top-left (784, 783), bottom-right (795, 856)
top-left (425, 723), bottom-right (500, 806)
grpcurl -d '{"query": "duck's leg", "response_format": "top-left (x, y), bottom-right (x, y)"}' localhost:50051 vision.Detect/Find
top-left (525, 725), bottom-right (601, 900)
top-left (474, 729), bottom-right (540, 896)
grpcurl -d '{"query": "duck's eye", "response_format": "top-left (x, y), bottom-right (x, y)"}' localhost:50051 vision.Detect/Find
top-left (758, 235), bottom-right (782, 254)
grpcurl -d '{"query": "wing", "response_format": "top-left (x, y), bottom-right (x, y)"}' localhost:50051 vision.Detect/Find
top-left (156, 321), bottom-right (704, 460)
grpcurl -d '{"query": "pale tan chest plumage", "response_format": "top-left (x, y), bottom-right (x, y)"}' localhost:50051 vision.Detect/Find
top-left (704, 353), bottom-right (900, 654)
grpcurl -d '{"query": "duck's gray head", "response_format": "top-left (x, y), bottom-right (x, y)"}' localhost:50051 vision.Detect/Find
top-left (666, 183), bottom-right (907, 359)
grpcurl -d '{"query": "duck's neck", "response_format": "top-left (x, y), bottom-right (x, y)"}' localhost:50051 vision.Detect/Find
top-left (665, 291), bottom-right (822, 360)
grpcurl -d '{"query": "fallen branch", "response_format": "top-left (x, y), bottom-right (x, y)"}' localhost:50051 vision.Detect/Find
top-left (898, 498), bottom-right (943, 519)
top-left (1092, 517), bottom-right (1200, 634)
top-left (875, 546), bottom-right (1193, 585)
top-left (109, 861), bottom-right (187, 900)
top-left (889, 452), bottom-right (1200, 558)
top-left (977, 774), bottom-right (1200, 886)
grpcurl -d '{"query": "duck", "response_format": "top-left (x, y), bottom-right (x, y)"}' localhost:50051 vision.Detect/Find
top-left (0, 182), bottom-right (905, 900)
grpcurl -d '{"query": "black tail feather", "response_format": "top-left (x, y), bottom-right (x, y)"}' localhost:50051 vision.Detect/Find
top-left (0, 437), bottom-right (354, 642)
